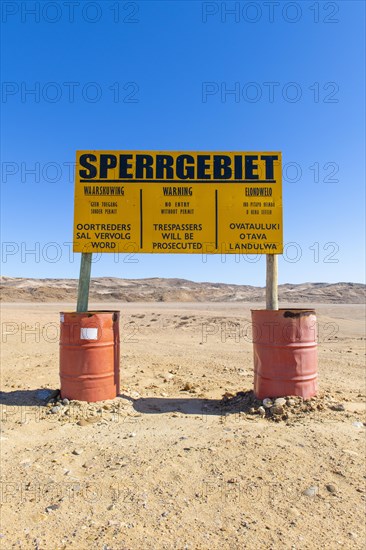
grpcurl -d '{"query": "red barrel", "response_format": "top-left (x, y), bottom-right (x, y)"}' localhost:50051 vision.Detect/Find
top-left (251, 309), bottom-right (317, 399)
top-left (59, 311), bottom-right (120, 402)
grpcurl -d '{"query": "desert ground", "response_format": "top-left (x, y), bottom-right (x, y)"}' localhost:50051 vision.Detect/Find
top-left (0, 301), bottom-right (365, 549)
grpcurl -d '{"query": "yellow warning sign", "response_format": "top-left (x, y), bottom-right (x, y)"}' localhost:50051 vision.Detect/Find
top-left (73, 151), bottom-right (283, 254)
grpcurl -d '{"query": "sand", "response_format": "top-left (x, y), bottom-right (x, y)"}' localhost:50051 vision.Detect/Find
top-left (0, 302), bottom-right (365, 549)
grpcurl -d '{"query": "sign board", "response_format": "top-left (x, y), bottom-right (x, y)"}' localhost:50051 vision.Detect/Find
top-left (73, 151), bottom-right (283, 254)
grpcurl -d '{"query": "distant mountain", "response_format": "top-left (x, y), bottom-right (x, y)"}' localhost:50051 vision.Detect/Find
top-left (0, 277), bottom-right (364, 303)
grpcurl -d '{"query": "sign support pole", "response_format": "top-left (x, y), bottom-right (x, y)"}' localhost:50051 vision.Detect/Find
top-left (266, 254), bottom-right (278, 310)
top-left (76, 253), bottom-right (92, 312)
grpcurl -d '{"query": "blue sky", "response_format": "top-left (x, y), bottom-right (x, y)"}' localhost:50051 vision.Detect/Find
top-left (1, 0), bottom-right (365, 285)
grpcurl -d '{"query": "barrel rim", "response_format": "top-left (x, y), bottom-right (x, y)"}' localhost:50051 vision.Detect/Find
top-left (251, 308), bottom-right (316, 313)
top-left (60, 310), bottom-right (120, 314)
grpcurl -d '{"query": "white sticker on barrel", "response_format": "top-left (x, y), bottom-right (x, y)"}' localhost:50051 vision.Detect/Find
top-left (80, 328), bottom-right (98, 340)
top-left (60, 314), bottom-right (64, 323)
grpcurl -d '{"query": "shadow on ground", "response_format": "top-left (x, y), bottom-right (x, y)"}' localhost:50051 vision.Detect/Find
top-left (0, 390), bottom-right (252, 418)
top-left (0, 389), bottom-right (59, 406)
top-left (120, 394), bottom-right (247, 416)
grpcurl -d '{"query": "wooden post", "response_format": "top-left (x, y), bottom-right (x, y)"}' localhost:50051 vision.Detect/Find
top-left (76, 253), bottom-right (92, 312)
top-left (266, 254), bottom-right (278, 310)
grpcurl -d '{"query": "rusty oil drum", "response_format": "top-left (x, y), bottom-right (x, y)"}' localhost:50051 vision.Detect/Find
top-left (59, 311), bottom-right (120, 402)
top-left (251, 309), bottom-right (318, 399)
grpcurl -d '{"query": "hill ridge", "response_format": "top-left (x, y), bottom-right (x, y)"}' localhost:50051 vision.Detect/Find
top-left (0, 277), bottom-right (364, 303)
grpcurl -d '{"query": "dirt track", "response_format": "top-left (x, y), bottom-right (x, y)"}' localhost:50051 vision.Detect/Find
top-left (1, 302), bottom-right (365, 549)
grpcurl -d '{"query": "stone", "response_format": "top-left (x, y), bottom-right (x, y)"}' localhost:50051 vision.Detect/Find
top-left (50, 406), bottom-right (61, 414)
top-left (271, 405), bottom-right (284, 416)
top-left (72, 449), bottom-right (83, 455)
top-left (263, 398), bottom-right (273, 408)
top-left (302, 485), bottom-right (318, 497)
top-left (274, 398), bottom-right (286, 407)
top-left (45, 504), bottom-right (60, 513)
top-left (288, 507), bottom-right (301, 518)
top-left (77, 419), bottom-right (89, 427)
top-left (241, 521), bottom-right (249, 528)
top-left (62, 398), bottom-right (70, 406)
top-left (257, 406), bottom-right (266, 416)
top-left (330, 403), bottom-right (345, 411)
top-left (352, 421), bottom-right (363, 428)
top-left (326, 484), bottom-right (337, 494)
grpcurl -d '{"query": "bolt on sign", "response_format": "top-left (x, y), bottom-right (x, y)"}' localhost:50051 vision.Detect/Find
top-left (73, 151), bottom-right (283, 254)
